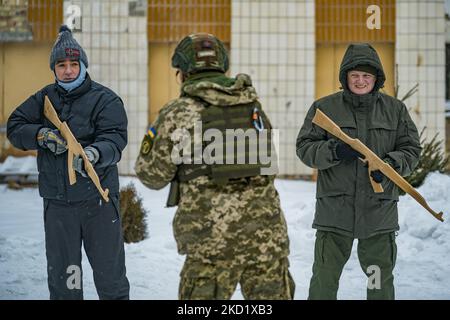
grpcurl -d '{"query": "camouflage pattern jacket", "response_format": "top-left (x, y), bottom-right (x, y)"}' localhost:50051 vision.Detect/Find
top-left (135, 72), bottom-right (290, 264)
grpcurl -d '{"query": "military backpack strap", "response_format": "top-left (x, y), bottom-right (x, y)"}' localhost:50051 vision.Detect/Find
top-left (210, 164), bottom-right (263, 185)
top-left (177, 163), bottom-right (210, 182)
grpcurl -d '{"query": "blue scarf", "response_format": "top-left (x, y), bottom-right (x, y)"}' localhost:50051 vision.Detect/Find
top-left (56, 61), bottom-right (87, 92)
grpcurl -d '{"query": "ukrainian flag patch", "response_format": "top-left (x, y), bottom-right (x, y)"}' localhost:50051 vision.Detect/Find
top-left (147, 126), bottom-right (156, 139)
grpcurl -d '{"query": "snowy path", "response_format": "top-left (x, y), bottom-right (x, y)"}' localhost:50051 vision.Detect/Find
top-left (1, 173), bottom-right (449, 299)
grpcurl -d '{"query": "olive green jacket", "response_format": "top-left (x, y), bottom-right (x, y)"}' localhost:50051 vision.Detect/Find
top-left (296, 43), bottom-right (421, 239)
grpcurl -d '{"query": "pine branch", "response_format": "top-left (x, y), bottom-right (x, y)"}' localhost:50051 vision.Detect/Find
top-left (402, 128), bottom-right (449, 194)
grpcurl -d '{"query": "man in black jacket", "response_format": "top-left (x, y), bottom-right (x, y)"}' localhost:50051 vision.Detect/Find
top-left (7, 25), bottom-right (129, 300)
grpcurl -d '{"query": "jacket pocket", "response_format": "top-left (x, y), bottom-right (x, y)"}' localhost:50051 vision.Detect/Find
top-left (389, 232), bottom-right (397, 267)
top-left (315, 231), bottom-right (328, 264)
top-left (37, 149), bottom-right (52, 173)
top-left (328, 122), bottom-right (356, 140)
top-left (37, 150), bottom-right (43, 172)
top-left (316, 192), bottom-right (347, 210)
top-left (372, 185), bottom-right (399, 201)
top-left (368, 122), bottom-right (397, 155)
top-left (179, 260), bottom-right (218, 299)
top-left (316, 191), bottom-right (349, 199)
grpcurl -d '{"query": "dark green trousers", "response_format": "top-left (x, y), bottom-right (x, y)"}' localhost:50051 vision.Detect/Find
top-left (308, 230), bottom-right (397, 300)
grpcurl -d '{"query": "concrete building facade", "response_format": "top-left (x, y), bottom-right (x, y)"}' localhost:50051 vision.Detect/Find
top-left (0, 0), bottom-right (447, 176)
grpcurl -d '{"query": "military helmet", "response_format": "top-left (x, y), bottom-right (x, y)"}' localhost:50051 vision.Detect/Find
top-left (171, 33), bottom-right (229, 75)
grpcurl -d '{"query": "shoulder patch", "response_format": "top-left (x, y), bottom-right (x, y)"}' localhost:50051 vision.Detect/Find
top-left (140, 134), bottom-right (152, 155)
top-left (147, 126), bottom-right (156, 138)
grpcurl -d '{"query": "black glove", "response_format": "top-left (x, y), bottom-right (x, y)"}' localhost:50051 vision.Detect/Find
top-left (370, 158), bottom-right (396, 183)
top-left (37, 128), bottom-right (67, 155)
top-left (73, 146), bottom-right (100, 177)
top-left (335, 141), bottom-right (364, 161)
top-left (370, 170), bottom-right (384, 183)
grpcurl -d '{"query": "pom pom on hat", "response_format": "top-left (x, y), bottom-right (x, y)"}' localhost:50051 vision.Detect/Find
top-left (58, 25), bottom-right (72, 33)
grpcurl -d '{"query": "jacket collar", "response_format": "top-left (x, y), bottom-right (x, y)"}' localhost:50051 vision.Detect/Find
top-left (343, 89), bottom-right (379, 109)
top-left (55, 73), bottom-right (92, 101)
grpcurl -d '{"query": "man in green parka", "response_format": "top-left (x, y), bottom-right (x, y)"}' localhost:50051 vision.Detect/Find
top-left (296, 43), bottom-right (421, 300)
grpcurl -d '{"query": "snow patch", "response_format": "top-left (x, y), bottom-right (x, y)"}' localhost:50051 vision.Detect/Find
top-left (0, 173), bottom-right (449, 299)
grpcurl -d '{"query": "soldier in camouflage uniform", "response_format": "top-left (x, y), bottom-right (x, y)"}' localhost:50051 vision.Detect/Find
top-left (135, 33), bottom-right (295, 300)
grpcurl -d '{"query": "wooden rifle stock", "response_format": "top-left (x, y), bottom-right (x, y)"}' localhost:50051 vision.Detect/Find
top-left (312, 108), bottom-right (443, 222)
top-left (43, 96), bottom-right (109, 202)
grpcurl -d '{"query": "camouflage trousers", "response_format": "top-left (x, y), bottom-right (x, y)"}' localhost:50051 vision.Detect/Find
top-left (179, 256), bottom-right (295, 300)
top-left (308, 230), bottom-right (397, 300)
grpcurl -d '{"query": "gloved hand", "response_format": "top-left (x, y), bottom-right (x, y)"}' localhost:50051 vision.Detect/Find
top-left (335, 141), bottom-right (364, 161)
top-left (37, 127), bottom-right (68, 155)
top-left (369, 158), bottom-right (396, 183)
top-left (370, 170), bottom-right (384, 183)
top-left (73, 146), bottom-right (100, 177)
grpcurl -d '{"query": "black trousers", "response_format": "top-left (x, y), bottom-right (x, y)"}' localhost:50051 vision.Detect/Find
top-left (43, 195), bottom-right (130, 300)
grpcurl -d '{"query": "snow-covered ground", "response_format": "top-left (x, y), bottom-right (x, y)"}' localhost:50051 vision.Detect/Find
top-left (0, 173), bottom-right (449, 300)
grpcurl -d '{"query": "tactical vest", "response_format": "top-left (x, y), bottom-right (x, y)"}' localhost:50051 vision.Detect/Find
top-left (176, 99), bottom-right (276, 185)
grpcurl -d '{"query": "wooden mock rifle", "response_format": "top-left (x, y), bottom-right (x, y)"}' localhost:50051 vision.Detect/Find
top-left (43, 96), bottom-right (109, 202)
top-left (312, 108), bottom-right (444, 222)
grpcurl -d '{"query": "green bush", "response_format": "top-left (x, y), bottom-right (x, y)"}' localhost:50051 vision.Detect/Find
top-left (390, 68), bottom-right (449, 190)
top-left (119, 183), bottom-right (148, 243)
top-left (402, 128), bottom-right (449, 194)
